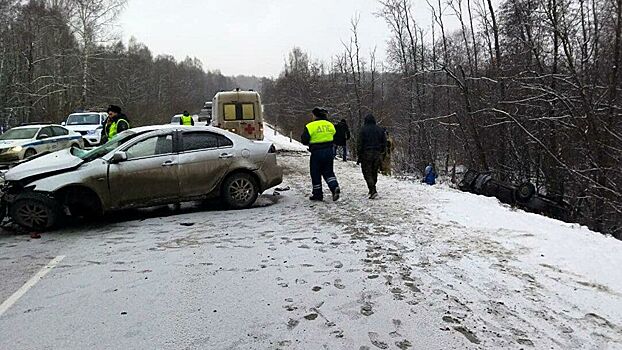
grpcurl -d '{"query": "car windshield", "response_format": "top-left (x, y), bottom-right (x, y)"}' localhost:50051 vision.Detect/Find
top-left (66, 114), bottom-right (101, 125)
top-left (72, 130), bottom-right (139, 161)
top-left (0, 128), bottom-right (38, 140)
top-left (171, 116), bottom-right (180, 123)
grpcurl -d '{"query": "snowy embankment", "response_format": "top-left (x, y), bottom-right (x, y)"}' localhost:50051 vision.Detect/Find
top-left (263, 123), bottom-right (308, 152)
top-left (435, 188), bottom-right (622, 295)
top-left (263, 126), bottom-right (622, 348)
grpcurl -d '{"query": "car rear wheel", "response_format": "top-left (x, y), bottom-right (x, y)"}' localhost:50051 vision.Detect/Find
top-left (515, 182), bottom-right (536, 202)
top-left (24, 148), bottom-right (36, 158)
top-left (10, 192), bottom-right (63, 231)
top-left (221, 173), bottom-right (258, 209)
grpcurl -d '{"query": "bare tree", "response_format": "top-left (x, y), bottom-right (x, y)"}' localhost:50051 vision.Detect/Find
top-left (67, 0), bottom-right (126, 106)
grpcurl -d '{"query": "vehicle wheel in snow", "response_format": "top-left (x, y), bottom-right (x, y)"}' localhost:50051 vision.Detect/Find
top-left (71, 143), bottom-right (81, 149)
top-left (458, 169), bottom-right (479, 191)
top-left (10, 192), bottom-right (63, 231)
top-left (515, 182), bottom-right (536, 202)
top-left (221, 173), bottom-right (258, 209)
top-left (24, 148), bottom-right (36, 158)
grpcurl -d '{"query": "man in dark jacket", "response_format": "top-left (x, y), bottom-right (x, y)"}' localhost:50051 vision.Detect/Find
top-left (101, 105), bottom-right (130, 145)
top-left (333, 119), bottom-right (351, 161)
top-left (357, 114), bottom-right (386, 199)
top-left (301, 107), bottom-right (341, 202)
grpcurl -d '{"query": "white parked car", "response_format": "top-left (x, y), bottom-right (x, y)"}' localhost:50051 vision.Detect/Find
top-left (169, 114), bottom-right (183, 124)
top-left (169, 114), bottom-right (201, 125)
top-left (63, 112), bottom-right (107, 146)
top-left (0, 124), bottom-right (84, 165)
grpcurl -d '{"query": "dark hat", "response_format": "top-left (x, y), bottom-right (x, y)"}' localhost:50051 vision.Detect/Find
top-left (364, 114), bottom-right (376, 124)
top-left (183, 110), bottom-right (190, 116)
top-left (107, 105), bottom-right (122, 113)
top-left (312, 107), bottom-right (328, 119)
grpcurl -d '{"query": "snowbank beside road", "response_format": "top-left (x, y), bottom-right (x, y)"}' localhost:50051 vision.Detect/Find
top-left (433, 187), bottom-right (622, 291)
top-left (263, 123), bottom-right (308, 152)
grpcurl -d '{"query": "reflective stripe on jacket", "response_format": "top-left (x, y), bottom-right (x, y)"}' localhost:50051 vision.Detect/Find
top-left (305, 120), bottom-right (335, 144)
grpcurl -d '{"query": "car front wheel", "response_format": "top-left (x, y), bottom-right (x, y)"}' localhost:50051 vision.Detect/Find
top-left (10, 192), bottom-right (63, 231)
top-left (221, 173), bottom-right (259, 209)
top-left (515, 182), bottom-right (536, 202)
top-left (24, 148), bottom-right (36, 158)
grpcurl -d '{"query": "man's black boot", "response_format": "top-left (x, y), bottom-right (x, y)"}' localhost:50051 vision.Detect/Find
top-left (332, 187), bottom-right (341, 201)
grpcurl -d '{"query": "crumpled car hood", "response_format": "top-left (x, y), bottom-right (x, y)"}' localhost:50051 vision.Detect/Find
top-left (5, 148), bottom-right (82, 182)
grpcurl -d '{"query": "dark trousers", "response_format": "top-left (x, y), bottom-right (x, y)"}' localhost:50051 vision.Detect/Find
top-left (361, 151), bottom-right (382, 193)
top-left (310, 147), bottom-right (339, 198)
top-left (334, 144), bottom-right (348, 161)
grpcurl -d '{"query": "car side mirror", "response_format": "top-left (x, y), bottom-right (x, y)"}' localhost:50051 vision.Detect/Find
top-left (111, 151), bottom-right (127, 163)
top-left (38, 134), bottom-right (49, 140)
top-left (61, 122), bottom-right (66, 126)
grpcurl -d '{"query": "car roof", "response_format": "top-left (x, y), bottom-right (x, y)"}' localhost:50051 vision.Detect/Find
top-left (132, 124), bottom-right (218, 132)
top-left (69, 112), bottom-right (104, 115)
top-left (12, 124), bottom-right (60, 129)
top-left (131, 125), bottom-right (245, 140)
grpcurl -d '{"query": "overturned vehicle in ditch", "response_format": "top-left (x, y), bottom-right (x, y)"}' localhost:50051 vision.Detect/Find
top-left (459, 169), bottom-right (569, 220)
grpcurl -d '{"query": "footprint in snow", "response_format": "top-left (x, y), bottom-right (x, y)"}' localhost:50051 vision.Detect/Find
top-left (368, 332), bottom-right (389, 349)
top-left (304, 313), bottom-right (318, 320)
top-left (361, 303), bottom-right (374, 316)
top-left (287, 319), bottom-right (299, 329)
top-left (395, 339), bottom-right (412, 349)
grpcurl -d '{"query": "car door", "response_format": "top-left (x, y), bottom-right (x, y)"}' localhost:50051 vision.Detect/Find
top-left (177, 131), bottom-right (235, 198)
top-left (36, 126), bottom-right (54, 153)
top-left (51, 126), bottom-right (70, 150)
top-left (107, 132), bottom-right (179, 208)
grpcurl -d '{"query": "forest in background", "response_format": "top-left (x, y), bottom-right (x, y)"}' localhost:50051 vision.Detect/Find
top-left (262, 0), bottom-right (622, 237)
top-left (0, 0), bottom-right (263, 127)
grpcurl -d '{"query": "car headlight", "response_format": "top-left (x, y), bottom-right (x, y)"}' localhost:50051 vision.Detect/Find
top-left (10, 146), bottom-right (22, 153)
top-left (87, 130), bottom-right (97, 135)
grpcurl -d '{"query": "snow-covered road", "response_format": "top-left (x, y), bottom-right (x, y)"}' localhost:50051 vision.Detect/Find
top-left (0, 151), bottom-right (621, 349)
top-left (284, 154), bottom-right (622, 349)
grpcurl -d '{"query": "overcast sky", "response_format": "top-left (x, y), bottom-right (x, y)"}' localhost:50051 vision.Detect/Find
top-left (119, 0), bottom-right (451, 77)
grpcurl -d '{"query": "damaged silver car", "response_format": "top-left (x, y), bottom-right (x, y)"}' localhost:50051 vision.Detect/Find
top-left (0, 125), bottom-right (283, 230)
